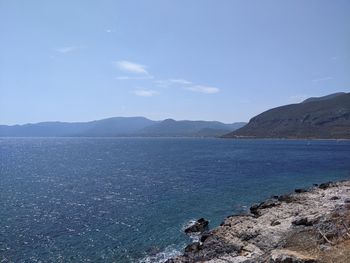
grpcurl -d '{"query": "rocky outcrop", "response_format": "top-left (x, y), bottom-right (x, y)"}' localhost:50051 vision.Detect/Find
top-left (184, 218), bottom-right (209, 234)
top-left (167, 181), bottom-right (350, 263)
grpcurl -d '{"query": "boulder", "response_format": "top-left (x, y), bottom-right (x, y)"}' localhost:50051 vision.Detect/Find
top-left (278, 194), bottom-right (297, 203)
top-left (250, 199), bottom-right (281, 216)
top-left (184, 218), bottom-right (209, 234)
top-left (319, 182), bottom-right (334, 190)
top-left (200, 232), bottom-right (211, 242)
top-left (271, 220), bottom-right (281, 226)
top-left (292, 217), bottom-right (317, 227)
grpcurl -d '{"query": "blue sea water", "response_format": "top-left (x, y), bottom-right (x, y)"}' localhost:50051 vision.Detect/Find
top-left (1, 138), bottom-right (350, 262)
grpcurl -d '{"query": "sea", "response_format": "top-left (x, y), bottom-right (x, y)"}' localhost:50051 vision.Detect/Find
top-left (1, 138), bottom-right (350, 262)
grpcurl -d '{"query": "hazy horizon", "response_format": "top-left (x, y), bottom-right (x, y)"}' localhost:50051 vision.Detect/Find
top-left (0, 115), bottom-right (249, 126)
top-left (0, 90), bottom-right (348, 126)
top-left (0, 91), bottom-right (348, 126)
top-left (1, 0), bottom-right (349, 125)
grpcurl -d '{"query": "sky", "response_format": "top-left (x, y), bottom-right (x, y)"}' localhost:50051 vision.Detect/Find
top-left (0, 0), bottom-right (349, 125)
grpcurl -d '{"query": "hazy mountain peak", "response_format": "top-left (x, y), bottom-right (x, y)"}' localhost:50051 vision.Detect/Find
top-left (302, 92), bottom-right (347, 104)
top-left (163, 118), bottom-right (176, 123)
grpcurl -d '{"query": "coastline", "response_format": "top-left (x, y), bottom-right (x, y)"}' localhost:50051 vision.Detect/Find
top-left (167, 180), bottom-right (350, 263)
top-left (220, 137), bottom-right (350, 141)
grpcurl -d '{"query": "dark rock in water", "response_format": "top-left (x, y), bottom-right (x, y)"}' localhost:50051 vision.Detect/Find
top-left (184, 218), bottom-right (209, 233)
top-left (344, 198), bottom-right (350, 203)
top-left (295, 188), bottom-right (307, 193)
top-left (292, 217), bottom-right (316, 227)
top-left (330, 196), bottom-right (340, 200)
top-left (184, 242), bottom-right (201, 254)
top-left (319, 181), bottom-right (334, 190)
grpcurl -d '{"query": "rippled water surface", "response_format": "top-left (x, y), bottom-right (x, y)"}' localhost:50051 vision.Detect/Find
top-left (1, 138), bottom-right (350, 262)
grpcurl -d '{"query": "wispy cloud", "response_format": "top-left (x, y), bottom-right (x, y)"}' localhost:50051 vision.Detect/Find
top-left (154, 78), bottom-right (192, 88)
top-left (105, 29), bottom-right (114, 33)
top-left (154, 80), bottom-right (168, 87)
top-left (115, 60), bottom-right (149, 75)
top-left (54, 46), bottom-right (84, 53)
top-left (312, 77), bottom-right (333, 82)
top-left (116, 75), bottom-right (154, 80)
top-left (116, 76), bottom-right (132, 80)
top-left (155, 79), bottom-right (220, 94)
top-left (113, 60), bottom-right (220, 95)
top-left (186, 85), bottom-right (220, 94)
top-left (169, 79), bottom-right (192, 85)
top-left (133, 89), bottom-right (158, 97)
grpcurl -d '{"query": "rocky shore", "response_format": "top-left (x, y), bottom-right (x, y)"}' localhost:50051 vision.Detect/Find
top-left (167, 180), bottom-right (350, 263)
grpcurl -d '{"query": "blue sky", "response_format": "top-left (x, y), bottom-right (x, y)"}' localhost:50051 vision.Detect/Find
top-left (0, 0), bottom-right (349, 124)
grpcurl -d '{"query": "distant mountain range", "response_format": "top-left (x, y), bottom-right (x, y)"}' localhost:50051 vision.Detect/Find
top-left (0, 117), bottom-right (245, 137)
top-left (223, 92), bottom-right (350, 139)
top-left (3, 92), bottom-right (348, 139)
top-left (138, 119), bottom-right (245, 137)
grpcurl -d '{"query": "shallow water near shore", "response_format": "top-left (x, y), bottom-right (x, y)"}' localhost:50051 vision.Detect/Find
top-left (1, 138), bottom-right (350, 262)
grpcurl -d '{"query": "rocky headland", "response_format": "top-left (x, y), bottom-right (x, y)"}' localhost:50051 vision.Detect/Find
top-left (223, 92), bottom-right (350, 139)
top-left (167, 180), bottom-right (350, 263)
